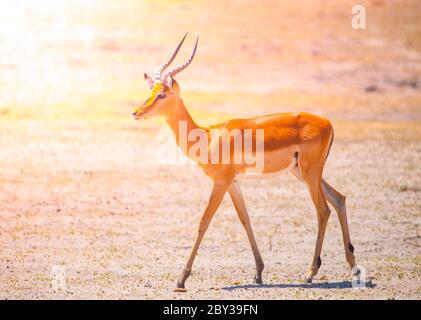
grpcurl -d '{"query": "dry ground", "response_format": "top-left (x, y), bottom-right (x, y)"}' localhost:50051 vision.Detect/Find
top-left (0, 0), bottom-right (420, 299)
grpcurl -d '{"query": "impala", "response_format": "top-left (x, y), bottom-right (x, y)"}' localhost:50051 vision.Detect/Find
top-left (132, 34), bottom-right (358, 291)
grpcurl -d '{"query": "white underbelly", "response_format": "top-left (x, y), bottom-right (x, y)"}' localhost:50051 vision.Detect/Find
top-left (235, 151), bottom-right (298, 180)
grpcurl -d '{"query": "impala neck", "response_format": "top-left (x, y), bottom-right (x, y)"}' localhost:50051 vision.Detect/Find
top-left (166, 98), bottom-right (205, 157)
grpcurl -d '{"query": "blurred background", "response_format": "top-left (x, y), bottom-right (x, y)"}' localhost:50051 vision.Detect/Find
top-left (0, 0), bottom-right (420, 299)
top-left (1, 0), bottom-right (419, 121)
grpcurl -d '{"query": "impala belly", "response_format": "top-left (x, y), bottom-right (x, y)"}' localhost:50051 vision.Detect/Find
top-left (236, 145), bottom-right (299, 179)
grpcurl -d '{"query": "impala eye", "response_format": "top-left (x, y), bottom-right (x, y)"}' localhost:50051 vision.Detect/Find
top-left (157, 92), bottom-right (166, 99)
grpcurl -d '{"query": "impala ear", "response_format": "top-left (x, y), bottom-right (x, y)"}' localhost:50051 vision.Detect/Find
top-left (144, 73), bottom-right (154, 89)
top-left (171, 78), bottom-right (180, 93)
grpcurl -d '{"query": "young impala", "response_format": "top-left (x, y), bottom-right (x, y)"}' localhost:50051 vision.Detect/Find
top-left (132, 34), bottom-right (358, 291)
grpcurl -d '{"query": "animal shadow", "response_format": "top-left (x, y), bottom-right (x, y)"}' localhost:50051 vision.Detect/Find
top-left (222, 280), bottom-right (375, 291)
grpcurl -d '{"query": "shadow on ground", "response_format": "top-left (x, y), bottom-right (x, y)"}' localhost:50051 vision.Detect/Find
top-left (222, 280), bottom-right (375, 291)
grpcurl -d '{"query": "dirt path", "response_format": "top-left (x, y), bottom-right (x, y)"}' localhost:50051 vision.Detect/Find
top-left (0, 120), bottom-right (420, 299)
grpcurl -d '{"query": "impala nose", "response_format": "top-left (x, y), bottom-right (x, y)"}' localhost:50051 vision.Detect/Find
top-left (132, 107), bottom-right (142, 117)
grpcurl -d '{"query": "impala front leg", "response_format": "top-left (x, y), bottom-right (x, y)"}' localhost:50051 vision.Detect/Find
top-left (228, 182), bottom-right (264, 284)
top-left (175, 180), bottom-right (230, 291)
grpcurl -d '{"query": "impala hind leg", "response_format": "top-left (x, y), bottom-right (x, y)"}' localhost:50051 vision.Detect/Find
top-left (228, 182), bottom-right (264, 284)
top-left (175, 180), bottom-right (229, 291)
top-left (321, 179), bottom-right (356, 270)
top-left (305, 182), bottom-right (331, 283)
top-left (298, 165), bottom-right (331, 283)
top-left (291, 165), bottom-right (331, 283)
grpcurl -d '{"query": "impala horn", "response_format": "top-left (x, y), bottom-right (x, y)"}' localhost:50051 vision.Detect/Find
top-left (162, 35), bottom-right (199, 88)
top-left (153, 33), bottom-right (188, 81)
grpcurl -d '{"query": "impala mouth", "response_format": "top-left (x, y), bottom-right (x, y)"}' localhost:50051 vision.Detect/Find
top-left (132, 111), bottom-right (141, 119)
top-left (132, 107), bottom-right (147, 120)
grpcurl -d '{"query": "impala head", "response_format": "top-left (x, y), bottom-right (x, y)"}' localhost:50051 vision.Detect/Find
top-left (132, 33), bottom-right (199, 120)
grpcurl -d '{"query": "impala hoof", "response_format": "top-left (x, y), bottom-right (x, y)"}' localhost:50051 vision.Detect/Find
top-left (176, 281), bottom-right (185, 289)
top-left (305, 270), bottom-right (317, 283)
top-left (351, 265), bottom-right (363, 278)
top-left (305, 262), bottom-right (319, 284)
top-left (254, 277), bottom-right (263, 284)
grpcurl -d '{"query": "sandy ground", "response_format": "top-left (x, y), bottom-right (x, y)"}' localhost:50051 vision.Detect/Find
top-left (0, 0), bottom-right (420, 299)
